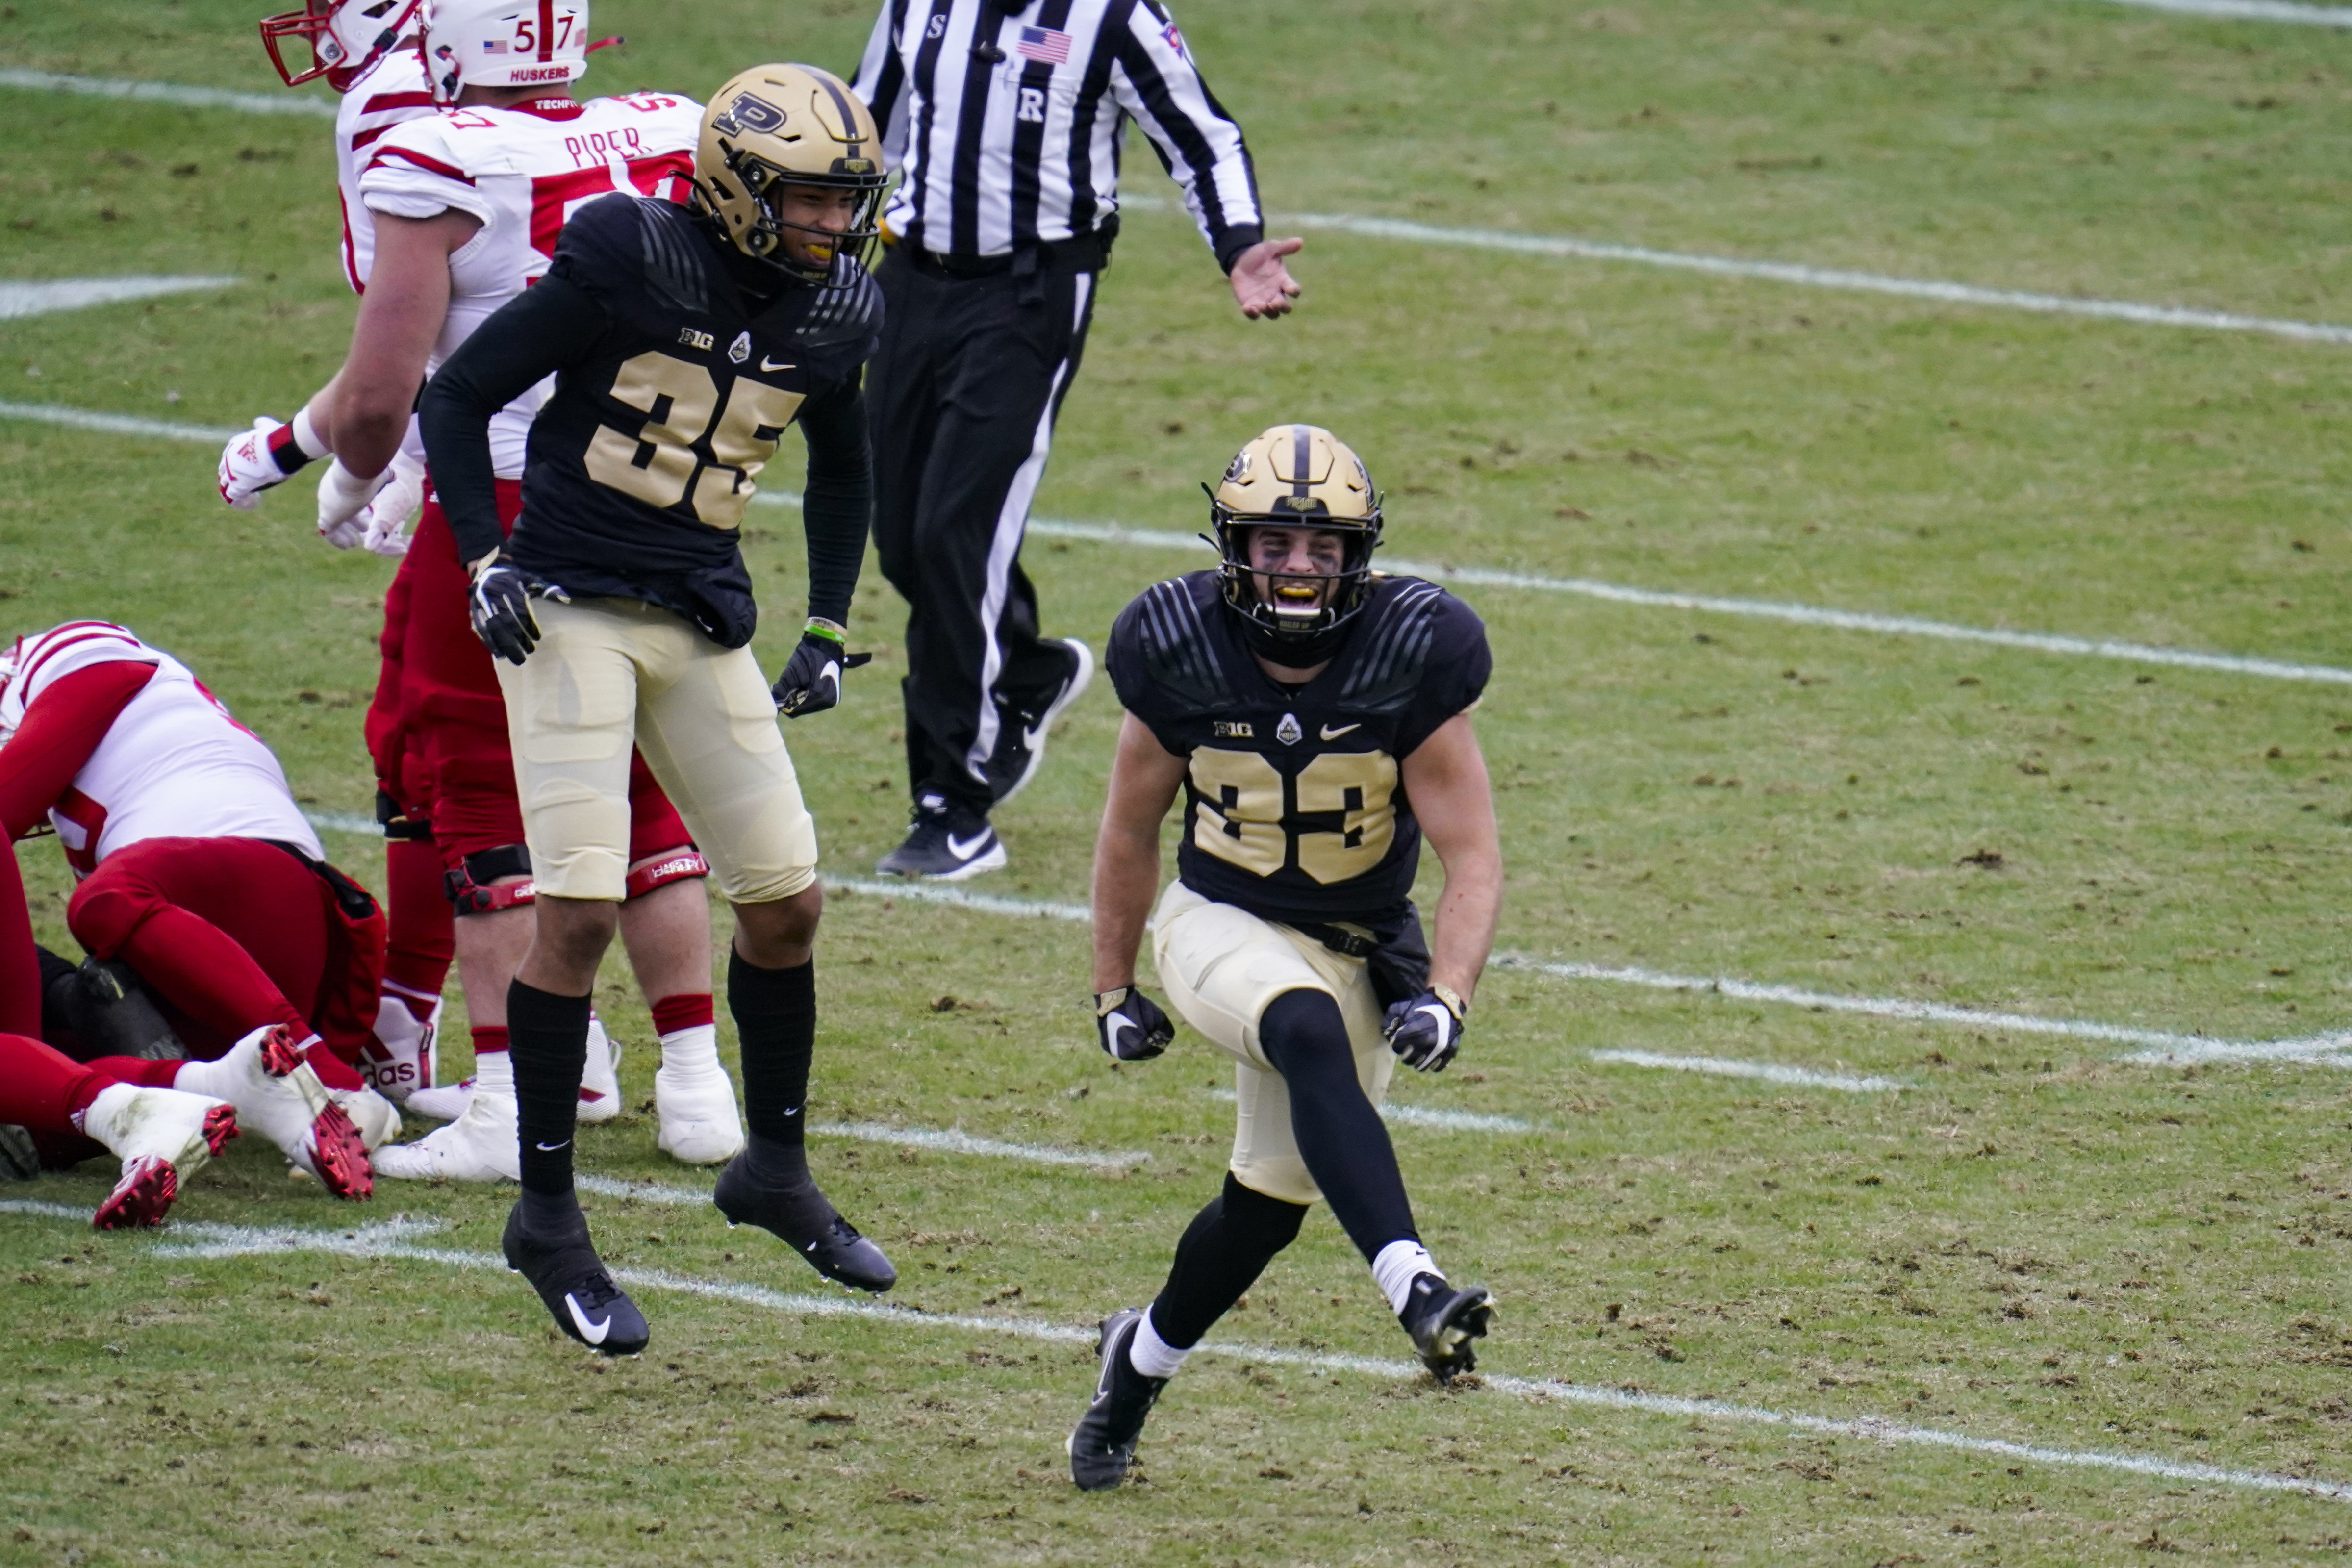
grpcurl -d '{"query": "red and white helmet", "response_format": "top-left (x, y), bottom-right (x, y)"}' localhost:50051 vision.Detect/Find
top-left (420, 0), bottom-right (592, 104)
top-left (258, 0), bottom-right (423, 92)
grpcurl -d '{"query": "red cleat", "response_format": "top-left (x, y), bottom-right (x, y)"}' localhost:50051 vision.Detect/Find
top-left (94, 1154), bottom-right (178, 1230)
top-left (306, 1103), bottom-right (374, 1202)
top-left (201, 1104), bottom-right (240, 1157)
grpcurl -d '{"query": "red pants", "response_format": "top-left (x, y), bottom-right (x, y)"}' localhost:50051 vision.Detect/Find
top-left (67, 837), bottom-right (384, 1066)
top-left (407, 486), bottom-right (692, 873)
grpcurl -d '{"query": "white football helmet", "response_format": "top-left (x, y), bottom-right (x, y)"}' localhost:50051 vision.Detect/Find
top-left (421, 0), bottom-right (591, 103)
top-left (258, 0), bottom-right (423, 92)
top-left (0, 636), bottom-right (23, 747)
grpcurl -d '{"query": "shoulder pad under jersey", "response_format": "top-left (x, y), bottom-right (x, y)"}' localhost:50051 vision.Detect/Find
top-left (1118, 574), bottom-right (1233, 716)
top-left (789, 262), bottom-right (883, 351)
top-left (553, 193), bottom-right (714, 319)
top-left (1338, 577), bottom-right (1455, 713)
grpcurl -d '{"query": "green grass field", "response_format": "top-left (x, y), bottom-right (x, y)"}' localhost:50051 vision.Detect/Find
top-left (9, 0), bottom-right (2352, 1561)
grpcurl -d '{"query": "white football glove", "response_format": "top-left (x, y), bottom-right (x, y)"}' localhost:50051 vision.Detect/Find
top-left (358, 452), bottom-right (425, 558)
top-left (218, 415), bottom-right (312, 510)
top-left (317, 458), bottom-right (391, 550)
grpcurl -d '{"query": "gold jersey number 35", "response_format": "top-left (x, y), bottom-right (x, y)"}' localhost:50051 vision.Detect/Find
top-left (585, 350), bottom-right (806, 529)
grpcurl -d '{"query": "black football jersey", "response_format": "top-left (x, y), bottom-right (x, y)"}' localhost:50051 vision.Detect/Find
top-left (1106, 571), bottom-right (1492, 929)
top-left (506, 194), bottom-right (881, 646)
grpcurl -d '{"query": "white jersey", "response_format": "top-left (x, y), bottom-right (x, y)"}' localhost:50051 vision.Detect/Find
top-left (334, 49), bottom-right (436, 293)
top-left (0, 623), bottom-right (321, 877)
top-left (359, 91), bottom-right (701, 477)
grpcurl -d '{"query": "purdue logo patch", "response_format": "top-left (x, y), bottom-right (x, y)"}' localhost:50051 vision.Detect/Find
top-left (1213, 720), bottom-right (1253, 739)
top-left (728, 331), bottom-right (752, 364)
top-left (1275, 713), bottom-right (1302, 746)
top-left (715, 92), bottom-right (787, 138)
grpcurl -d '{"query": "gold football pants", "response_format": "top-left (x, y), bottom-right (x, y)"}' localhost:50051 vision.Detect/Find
top-left (1149, 879), bottom-right (1395, 1206)
top-left (495, 596), bottom-right (818, 905)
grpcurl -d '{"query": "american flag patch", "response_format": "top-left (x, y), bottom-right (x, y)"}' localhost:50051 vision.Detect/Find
top-left (1015, 25), bottom-right (1072, 65)
top-left (481, 38), bottom-right (508, 53)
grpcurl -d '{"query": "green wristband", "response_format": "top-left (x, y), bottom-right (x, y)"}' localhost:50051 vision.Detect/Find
top-left (803, 617), bottom-right (847, 645)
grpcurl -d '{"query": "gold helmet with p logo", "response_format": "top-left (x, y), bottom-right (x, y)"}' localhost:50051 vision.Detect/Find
top-left (691, 63), bottom-right (886, 286)
top-left (1207, 424), bottom-right (1385, 666)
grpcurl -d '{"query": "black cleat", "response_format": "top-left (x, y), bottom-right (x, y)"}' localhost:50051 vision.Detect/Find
top-left (51, 958), bottom-right (187, 1063)
top-left (874, 792), bottom-right (1005, 882)
top-left (502, 1195), bottom-right (649, 1356)
top-left (1400, 1272), bottom-right (1494, 1382)
top-left (1068, 1307), bottom-right (1167, 1491)
top-left (714, 1139), bottom-right (897, 1292)
top-left (988, 637), bottom-right (1094, 805)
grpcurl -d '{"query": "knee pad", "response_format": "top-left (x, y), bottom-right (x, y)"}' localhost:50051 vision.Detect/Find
top-left (1258, 988), bottom-right (1356, 1085)
top-left (624, 845), bottom-right (710, 902)
top-left (442, 844), bottom-right (535, 916)
top-left (376, 788), bottom-right (434, 843)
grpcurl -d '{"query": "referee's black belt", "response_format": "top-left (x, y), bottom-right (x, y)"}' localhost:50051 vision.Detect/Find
top-left (903, 228), bottom-right (1113, 281)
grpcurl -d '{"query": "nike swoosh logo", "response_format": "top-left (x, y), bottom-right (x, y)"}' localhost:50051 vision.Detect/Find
top-left (1106, 1017), bottom-right (1134, 1055)
top-left (759, 356), bottom-right (795, 372)
top-left (535, 1140), bottom-right (570, 1152)
top-left (565, 1294), bottom-right (611, 1345)
top-left (784, 1106), bottom-right (803, 1117)
top-left (947, 830), bottom-right (993, 860)
top-left (1320, 723), bottom-right (1362, 740)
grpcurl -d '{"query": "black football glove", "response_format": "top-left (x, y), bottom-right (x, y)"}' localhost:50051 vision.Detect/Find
top-left (468, 556), bottom-right (561, 666)
top-left (771, 623), bottom-right (873, 718)
top-left (1094, 986), bottom-right (1173, 1062)
top-left (1382, 986), bottom-right (1466, 1073)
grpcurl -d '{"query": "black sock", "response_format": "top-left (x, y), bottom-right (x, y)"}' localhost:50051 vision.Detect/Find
top-left (506, 979), bottom-right (591, 1197)
top-left (1147, 1172), bottom-right (1307, 1349)
top-left (730, 949), bottom-right (814, 1149)
top-left (1258, 988), bottom-right (1419, 1264)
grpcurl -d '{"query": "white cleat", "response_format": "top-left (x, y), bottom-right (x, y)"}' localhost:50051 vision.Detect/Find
top-left (405, 1077), bottom-right (474, 1122)
top-left (359, 987), bottom-right (441, 1105)
top-left (656, 1061), bottom-right (744, 1166)
top-left (578, 1013), bottom-right (622, 1125)
top-left (331, 1085), bottom-right (403, 1151)
top-left (76, 1083), bottom-right (238, 1229)
top-left (177, 1026), bottom-right (372, 1200)
top-left (373, 1087), bottom-right (520, 1182)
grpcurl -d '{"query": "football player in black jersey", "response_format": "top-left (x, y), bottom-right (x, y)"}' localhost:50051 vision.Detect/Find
top-left (1066, 425), bottom-right (1505, 1488)
top-left (419, 64), bottom-right (897, 1355)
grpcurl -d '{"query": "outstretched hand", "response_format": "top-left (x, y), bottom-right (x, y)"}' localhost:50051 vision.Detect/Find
top-left (1229, 237), bottom-right (1303, 320)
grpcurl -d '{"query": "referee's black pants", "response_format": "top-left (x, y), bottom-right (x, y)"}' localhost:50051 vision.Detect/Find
top-left (867, 246), bottom-right (1098, 817)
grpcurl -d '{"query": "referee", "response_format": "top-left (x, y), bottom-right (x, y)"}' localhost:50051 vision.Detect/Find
top-left (852, 0), bottom-right (1301, 881)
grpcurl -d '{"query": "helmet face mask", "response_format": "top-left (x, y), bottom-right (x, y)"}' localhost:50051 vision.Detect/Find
top-left (259, 0), bottom-right (420, 91)
top-left (1209, 425), bottom-right (1384, 668)
top-left (692, 66), bottom-right (886, 289)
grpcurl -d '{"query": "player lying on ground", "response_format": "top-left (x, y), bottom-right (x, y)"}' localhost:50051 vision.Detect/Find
top-left (247, 0), bottom-right (739, 1181)
top-left (0, 621), bottom-right (389, 1199)
top-left (420, 63), bottom-right (897, 1354)
top-left (0, 830), bottom-right (248, 1229)
top-left (1068, 426), bottom-right (1504, 1490)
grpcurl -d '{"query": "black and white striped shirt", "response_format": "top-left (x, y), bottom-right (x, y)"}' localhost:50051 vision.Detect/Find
top-left (851, 0), bottom-right (1264, 268)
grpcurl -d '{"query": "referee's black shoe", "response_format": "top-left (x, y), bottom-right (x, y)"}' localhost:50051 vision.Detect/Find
top-left (1067, 1307), bottom-right (1167, 1491)
top-left (503, 1190), bottom-right (649, 1356)
top-left (713, 1134), bottom-right (897, 1292)
top-left (875, 792), bottom-right (1006, 881)
top-left (989, 637), bottom-right (1093, 806)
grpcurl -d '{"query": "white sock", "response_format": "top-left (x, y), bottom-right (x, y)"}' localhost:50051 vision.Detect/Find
top-left (658, 1023), bottom-right (721, 1077)
top-left (167, 1056), bottom-right (221, 1100)
top-left (471, 1044), bottom-right (514, 1095)
top-left (1126, 1308), bottom-right (1191, 1380)
top-left (1372, 1240), bottom-right (1439, 1316)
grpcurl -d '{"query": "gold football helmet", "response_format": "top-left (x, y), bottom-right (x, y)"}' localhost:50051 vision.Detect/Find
top-left (1208, 424), bottom-right (1385, 665)
top-left (691, 63), bottom-right (885, 286)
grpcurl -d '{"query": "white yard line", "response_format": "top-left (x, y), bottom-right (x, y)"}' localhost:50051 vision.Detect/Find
top-left (6, 1200), bottom-right (2343, 1506)
top-left (763, 494), bottom-right (2352, 688)
top-left (0, 400), bottom-right (239, 444)
top-left (0, 67), bottom-right (333, 117)
top-left (9, 69), bottom-right (2350, 342)
top-left (811, 1120), bottom-right (1150, 1170)
top-left (0, 277), bottom-right (239, 322)
top-left (1207, 1087), bottom-right (1538, 1135)
top-left (2089, 0), bottom-right (2352, 23)
top-left (1591, 1049), bottom-right (1907, 1093)
top-left (289, 816), bottom-right (2352, 1072)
